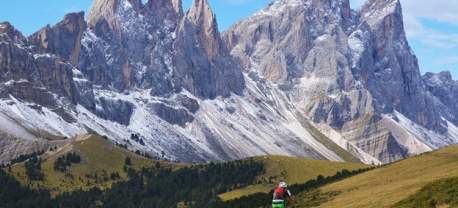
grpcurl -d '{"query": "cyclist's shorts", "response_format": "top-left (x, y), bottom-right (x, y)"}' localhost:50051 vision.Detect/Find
top-left (272, 199), bottom-right (285, 208)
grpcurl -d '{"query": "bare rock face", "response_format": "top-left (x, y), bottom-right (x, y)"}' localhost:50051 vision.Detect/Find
top-left (188, 0), bottom-right (220, 59)
top-left (149, 102), bottom-right (194, 127)
top-left (223, 0), bottom-right (362, 126)
top-left (95, 97), bottom-right (134, 125)
top-left (423, 71), bottom-right (458, 124)
top-left (29, 12), bottom-right (86, 66)
top-left (223, 0), bottom-right (458, 163)
top-left (1, 0), bottom-right (457, 165)
top-left (359, 0), bottom-right (445, 133)
top-left (86, 0), bottom-right (120, 30)
top-left (171, 0), bottom-right (245, 99)
top-left (0, 22), bottom-right (77, 107)
top-left (0, 22), bottom-right (84, 163)
top-left (80, 0), bottom-right (244, 98)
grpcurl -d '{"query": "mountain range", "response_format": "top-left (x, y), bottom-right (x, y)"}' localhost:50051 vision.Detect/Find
top-left (0, 0), bottom-right (457, 165)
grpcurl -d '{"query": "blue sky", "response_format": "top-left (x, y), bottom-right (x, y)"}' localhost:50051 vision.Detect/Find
top-left (0, 0), bottom-right (457, 79)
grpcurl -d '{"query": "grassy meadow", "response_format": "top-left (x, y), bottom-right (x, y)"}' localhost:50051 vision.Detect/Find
top-left (219, 155), bottom-right (371, 200)
top-left (295, 144), bottom-right (458, 207)
top-left (6, 134), bottom-right (183, 196)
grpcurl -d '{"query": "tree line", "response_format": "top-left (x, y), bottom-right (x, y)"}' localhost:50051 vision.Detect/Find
top-left (0, 158), bottom-right (265, 207)
top-left (210, 167), bottom-right (374, 208)
top-left (0, 150), bottom-right (45, 168)
top-left (53, 152), bottom-right (81, 172)
top-left (0, 155), bottom-right (373, 208)
top-left (24, 156), bottom-right (44, 181)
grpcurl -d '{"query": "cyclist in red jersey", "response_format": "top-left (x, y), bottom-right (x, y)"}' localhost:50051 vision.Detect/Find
top-left (272, 182), bottom-right (295, 208)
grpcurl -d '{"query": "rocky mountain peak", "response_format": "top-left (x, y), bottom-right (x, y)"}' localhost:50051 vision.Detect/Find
top-left (86, 0), bottom-right (119, 30)
top-left (305, 0), bottom-right (352, 32)
top-left (361, 0), bottom-right (400, 10)
top-left (28, 12), bottom-right (86, 66)
top-left (360, 0), bottom-right (402, 28)
top-left (144, 0), bottom-right (183, 21)
top-left (423, 71), bottom-right (454, 86)
top-left (423, 71), bottom-right (458, 118)
top-left (188, 0), bottom-right (213, 24)
top-left (1, 0), bottom-right (458, 166)
top-left (356, 0), bottom-right (440, 133)
top-left (0, 22), bottom-right (27, 45)
top-left (187, 0), bottom-right (220, 59)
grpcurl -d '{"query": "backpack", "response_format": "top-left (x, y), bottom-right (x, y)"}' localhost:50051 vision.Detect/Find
top-left (274, 186), bottom-right (286, 200)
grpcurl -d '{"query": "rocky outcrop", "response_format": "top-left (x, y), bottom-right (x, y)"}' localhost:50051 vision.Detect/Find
top-left (359, 0), bottom-right (446, 133)
top-left (223, 0), bottom-right (363, 127)
top-left (1, 0), bottom-right (457, 164)
top-left (188, 0), bottom-right (221, 59)
top-left (29, 12), bottom-right (86, 66)
top-left (223, 0), bottom-right (458, 163)
top-left (423, 71), bottom-right (458, 124)
top-left (95, 97), bottom-right (134, 125)
top-left (0, 22), bottom-right (77, 106)
top-left (86, 0), bottom-right (120, 30)
top-left (149, 103), bottom-right (194, 127)
top-left (81, 0), bottom-right (245, 98)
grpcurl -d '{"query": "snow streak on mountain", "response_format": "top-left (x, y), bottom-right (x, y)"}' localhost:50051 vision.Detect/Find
top-left (0, 0), bottom-right (457, 165)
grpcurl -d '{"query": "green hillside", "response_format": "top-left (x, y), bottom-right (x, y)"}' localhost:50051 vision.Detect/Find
top-left (295, 144), bottom-right (458, 208)
top-left (219, 155), bottom-right (371, 200)
top-left (3, 134), bottom-right (370, 199)
top-left (5, 134), bottom-right (458, 207)
top-left (6, 134), bottom-right (183, 196)
top-left (393, 176), bottom-right (458, 208)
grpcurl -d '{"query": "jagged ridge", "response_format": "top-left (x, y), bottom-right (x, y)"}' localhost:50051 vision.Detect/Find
top-left (0, 0), bottom-right (457, 165)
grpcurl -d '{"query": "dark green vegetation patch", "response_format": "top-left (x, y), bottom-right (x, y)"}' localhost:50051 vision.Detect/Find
top-left (393, 176), bottom-right (458, 208)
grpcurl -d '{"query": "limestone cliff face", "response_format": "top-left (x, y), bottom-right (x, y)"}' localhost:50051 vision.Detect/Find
top-left (0, 22), bottom-right (82, 164)
top-left (423, 71), bottom-right (458, 124)
top-left (79, 0), bottom-right (245, 98)
top-left (86, 0), bottom-right (120, 30)
top-left (29, 12), bottom-right (86, 67)
top-left (223, 0), bottom-right (375, 131)
top-left (223, 0), bottom-right (457, 163)
top-left (358, 0), bottom-right (445, 133)
top-left (0, 22), bottom-right (78, 106)
top-left (0, 0), bottom-right (247, 163)
top-left (188, 0), bottom-right (220, 59)
top-left (0, 0), bottom-right (457, 165)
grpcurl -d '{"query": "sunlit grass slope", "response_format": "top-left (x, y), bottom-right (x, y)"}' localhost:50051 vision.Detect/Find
top-left (298, 144), bottom-right (458, 208)
top-left (219, 155), bottom-right (371, 201)
top-left (7, 134), bottom-right (183, 196)
top-left (393, 176), bottom-right (458, 208)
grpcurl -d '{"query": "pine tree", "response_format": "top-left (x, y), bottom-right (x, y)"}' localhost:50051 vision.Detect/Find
top-left (125, 157), bottom-right (131, 166)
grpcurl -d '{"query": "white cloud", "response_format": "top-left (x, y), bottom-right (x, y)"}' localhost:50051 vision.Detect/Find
top-left (401, 0), bottom-right (458, 26)
top-left (418, 31), bottom-right (458, 49)
top-left (396, 0), bottom-right (458, 50)
top-left (434, 56), bottom-right (458, 65)
top-left (402, 13), bottom-right (424, 38)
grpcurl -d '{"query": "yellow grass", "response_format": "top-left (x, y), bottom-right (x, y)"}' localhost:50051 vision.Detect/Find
top-left (308, 145), bottom-right (458, 208)
top-left (7, 134), bottom-right (183, 196)
top-left (219, 155), bottom-right (371, 200)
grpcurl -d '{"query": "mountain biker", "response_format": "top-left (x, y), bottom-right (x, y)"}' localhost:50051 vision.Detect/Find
top-left (272, 182), bottom-right (295, 208)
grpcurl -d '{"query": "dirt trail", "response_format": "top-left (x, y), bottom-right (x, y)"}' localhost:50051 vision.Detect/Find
top-left (75, 134), bottom-right (92, 142)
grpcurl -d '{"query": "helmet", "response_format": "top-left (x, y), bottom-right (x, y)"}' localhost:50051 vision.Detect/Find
top-left (279, 182), bottom-right (287, 188)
